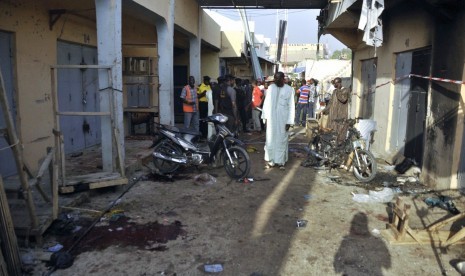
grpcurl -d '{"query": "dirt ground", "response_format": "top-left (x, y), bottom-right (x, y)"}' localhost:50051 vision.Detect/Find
top-left (28, 127), bottom-right (465, 276)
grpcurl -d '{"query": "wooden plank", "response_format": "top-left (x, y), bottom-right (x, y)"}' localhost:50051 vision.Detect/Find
top-left (0, 177), bottom-right (22, 275)
top-left (52, 163), bottom-right (58, 220)
top-left (444, 227), bottom-right (465, 246)
top-left (89, 177), bottom-right (128, 189)
top-left (381, 229), bottom-right (465, 245)
top-left (36, 148), bottom-right (54, 181)
top-left (64, 172), bottom-right (121, 185)
top-left (52, 64), bottom-right (112, 69)
top-left (0, 67), bottom-right (39, 231)
top-left (56, 111), bottom-right (111, 116)
top-left (427, 212), bottom-right (465, 231)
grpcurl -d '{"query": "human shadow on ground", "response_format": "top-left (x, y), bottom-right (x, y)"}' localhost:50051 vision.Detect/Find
top-left (334, 212), bottom-right (391, 276)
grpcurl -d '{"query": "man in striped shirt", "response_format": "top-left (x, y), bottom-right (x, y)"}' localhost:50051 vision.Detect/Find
top-left (295, 79), bottom-right (310, 126)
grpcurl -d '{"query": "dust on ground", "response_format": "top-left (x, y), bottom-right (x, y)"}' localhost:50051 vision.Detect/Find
top-left (29, 129), bottom-right (465, 276)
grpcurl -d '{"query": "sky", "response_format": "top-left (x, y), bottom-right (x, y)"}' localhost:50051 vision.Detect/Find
top-left (208, 9), bottom-right (346, 53)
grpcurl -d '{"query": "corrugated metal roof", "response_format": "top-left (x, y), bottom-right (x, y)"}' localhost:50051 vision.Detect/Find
top-left (196, 0), bottom-right (327, 9)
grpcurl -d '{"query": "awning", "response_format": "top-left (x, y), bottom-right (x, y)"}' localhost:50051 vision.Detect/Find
top-left (293, 67), bottom-right (306, 73)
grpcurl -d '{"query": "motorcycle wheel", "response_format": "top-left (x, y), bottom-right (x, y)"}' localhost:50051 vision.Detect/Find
top-left (152, 140), bottom-right (183, 174)
top-left (223, 146), bottom-right (251, 179)
top-left (352, 149), bottom-right (377, 182)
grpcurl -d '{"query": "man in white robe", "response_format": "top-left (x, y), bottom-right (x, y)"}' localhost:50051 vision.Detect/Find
top-left (261, 72), bottom-right (295, 169)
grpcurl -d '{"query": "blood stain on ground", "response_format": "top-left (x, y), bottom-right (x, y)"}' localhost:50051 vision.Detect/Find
top-left (57, 217), bottom-right (186, 255)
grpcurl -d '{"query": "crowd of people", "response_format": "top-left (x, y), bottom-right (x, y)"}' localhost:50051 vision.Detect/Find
top-left (180, 72), bottom-right (349, 170)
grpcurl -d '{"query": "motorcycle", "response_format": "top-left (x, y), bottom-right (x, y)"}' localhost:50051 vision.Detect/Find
top-left (151, 113), bottom-right (251, 179)
top-left (302, 118), bottom-right (377, 182)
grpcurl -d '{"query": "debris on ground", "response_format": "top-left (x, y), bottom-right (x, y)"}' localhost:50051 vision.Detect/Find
top-left (352, 187), bottom-right (396, 203)
top-left (193, 173), bottom-right (217, 186)
top-left (204, 264), bottom-right (224, 273)
top-left (424, 196), bottom-right (460, 215)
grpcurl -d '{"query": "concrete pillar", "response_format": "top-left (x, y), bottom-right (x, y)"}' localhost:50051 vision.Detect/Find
top-left (190, 37), bottom-right (201, 83)
top-left (156, 0), bottom-right (175, 125)
top-left (190, 6), bottom-right (202, 82)
top-left (95, 0), bottom-right (123, 171)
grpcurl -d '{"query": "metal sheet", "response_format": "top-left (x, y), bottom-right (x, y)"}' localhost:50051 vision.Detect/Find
top-left (196, 0), bottom-right (327, 9)
top-left (0, 31), bottom-right (17, 177)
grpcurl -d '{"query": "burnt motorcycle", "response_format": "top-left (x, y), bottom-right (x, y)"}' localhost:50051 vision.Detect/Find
top-left (302, 118), bottom-right (377, 182)
top-left (151, 113), bottom-right (251, 179)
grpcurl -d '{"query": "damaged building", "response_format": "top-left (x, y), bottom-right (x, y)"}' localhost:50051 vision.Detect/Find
top-left (319, 0), bottom-right (465, 190)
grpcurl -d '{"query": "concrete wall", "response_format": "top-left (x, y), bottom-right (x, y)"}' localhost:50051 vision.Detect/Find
top-left (350, 2), bottom-right (465, 189)
top-left (352, 6), bottom-right (432, 159)
top-left (175, 0), bottom-right (199, 36)
top-left (424, 10), bottom-right (465, 189)
top-left (0, 0), bottom-right (98, 171)
top-left (201, 10), bottom-right (220, 48)
top-left (201, 50), bottom-right (220, 80)
top-left (220, 31), bottom-right (243, 58)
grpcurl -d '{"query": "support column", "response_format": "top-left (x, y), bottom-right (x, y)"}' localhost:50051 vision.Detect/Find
top-left (95, 0), bottom-right (123, 171)
top-left (189, 36), bottom-right (201, 83)
top-left (156, 0), bottom-right (175, 125)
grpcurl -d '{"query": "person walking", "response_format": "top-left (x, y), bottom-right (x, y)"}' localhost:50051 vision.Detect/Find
top-left (261, 72), bottom-right (295, 170)
top-left (180, 76), bottom-right (199, 131)
top-left (218, 75), bottom-right (238, 133)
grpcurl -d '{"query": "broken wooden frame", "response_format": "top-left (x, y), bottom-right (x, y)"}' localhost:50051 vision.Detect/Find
top-left (381, 197), bottom-right (465, 246)
top-left (50, 65), bottom-right (127, 194)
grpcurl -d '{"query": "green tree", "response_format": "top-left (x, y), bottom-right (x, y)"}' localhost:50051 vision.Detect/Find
top-left (331, 48), bottom-right (352, 60)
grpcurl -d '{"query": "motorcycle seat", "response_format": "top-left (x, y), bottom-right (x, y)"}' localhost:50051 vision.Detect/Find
top-left (177, 128), bottom-right (202, 136)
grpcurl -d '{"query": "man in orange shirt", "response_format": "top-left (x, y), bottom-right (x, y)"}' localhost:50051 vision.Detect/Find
top-left (250, 79), bottom-right (264, 132)
top-left (180, 76), bottom-right (199, 131)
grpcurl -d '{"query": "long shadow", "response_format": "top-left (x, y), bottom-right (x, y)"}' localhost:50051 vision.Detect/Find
top-left (334, 212), bottom-right (391, 276)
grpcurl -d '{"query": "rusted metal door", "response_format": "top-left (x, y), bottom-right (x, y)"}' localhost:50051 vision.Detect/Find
top-left (392, 51), bottom-right (412, 155)
top-left (57, 41), bottom-right (99, 154)
top-left (404, 49), bottom-right (430, 166)
top-left (0, 31), bottom-right (17, 177)
top-left (360, 58), bottom-right (377, 119)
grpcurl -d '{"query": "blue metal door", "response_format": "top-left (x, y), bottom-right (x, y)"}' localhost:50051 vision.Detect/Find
top-left (0, 31), bottom-right (17, 177)
top-left (57, 41), bottom-right (99, 154)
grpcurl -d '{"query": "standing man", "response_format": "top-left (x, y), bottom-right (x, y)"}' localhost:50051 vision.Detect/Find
top-left (307, 78), bottom-right (318, 119)
top-left (323, 77), bottom-right (350, 143)
top-left (295, 79), bottom-right (310, 126)
top-left (250, 79), bottom-right (263, 132)
top-left (180, 76), bottom-right (199, 131)
top-left (198, 76), bottom-right (211, 138)
top-left (218, 75), bottom-right (238, 133)
top-left (261, 72), bottom-right (295, 170)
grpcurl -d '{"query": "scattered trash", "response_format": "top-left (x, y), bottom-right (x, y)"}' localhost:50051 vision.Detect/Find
top-left (296, 219), bottom-right (308, 228)
top-left (116, 227), bottom-right (124, 231)
top-left (47, 243), bottom-right (63, 253)
top-left (72, 225), bottom-right (82, 233)
top-left (49, 251), bottom-right (74, 269)
top-left (352, 188), bottom-right (395, 203)
top-left (21, 252), bottom-right (36, 265)
top-left (396, 176), bottom-right (408, 184)
top-left (395, 157), bottom-right (414, 174)
top-left (383, 165), bottom-right (396, 171)
top-left (424, 196), bottom-right (460, 215)
top-left (371, 228), bottom-right (381, 236)
top-left (70, 152), bottom-right (83, 158)
top-left (455, 261), bottom-right (465, 275)
top-left (408, 176), bottom-right (417, 183)
top-left (237, 177), bottom-right (254, 183)
top-left (303, 195), bottom-right (313, 201)
top-left (193, 173), bottom-right (217, 186)
top-left (246, 145), bottom-right (258, 153)
top-left (108, 228), bottom-right (113, 232)
top-left (204, 264), bottom-right (224, 273)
